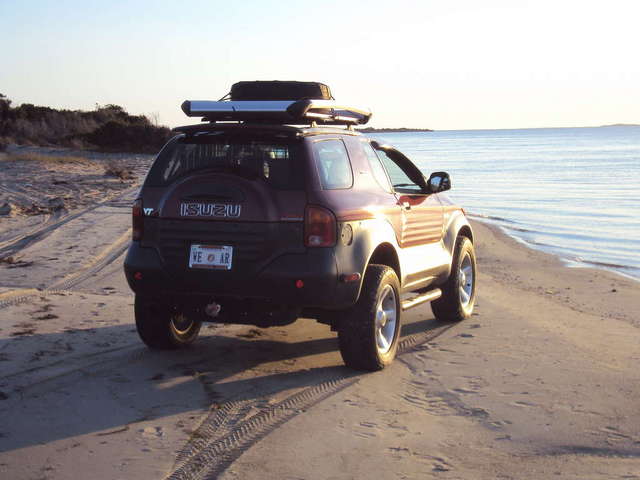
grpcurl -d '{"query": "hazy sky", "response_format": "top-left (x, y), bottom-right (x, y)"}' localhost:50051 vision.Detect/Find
top-left (1, 0), bottom-right (638, 130)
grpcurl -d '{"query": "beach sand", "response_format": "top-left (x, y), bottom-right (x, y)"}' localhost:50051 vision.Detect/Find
top-left (218, 221), bottom-right (640, 480)
top-left (0, 151), bottom-right (638, 479)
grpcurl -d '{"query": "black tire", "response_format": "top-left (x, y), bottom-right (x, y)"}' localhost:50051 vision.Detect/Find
top-left (338, 265), bottom-right (401, 371)
top-left (134, 295), bottom-right (202, 349)
top-left (431, 236), bottom-right (477, 322)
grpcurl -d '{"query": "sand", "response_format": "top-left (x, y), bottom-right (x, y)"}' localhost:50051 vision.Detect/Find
top-left (0, 146), bottom-right (152, 261)
top-left (218, 222), bottom-right (640, 480)
top-left (0, 148), bottom-right (639, 479)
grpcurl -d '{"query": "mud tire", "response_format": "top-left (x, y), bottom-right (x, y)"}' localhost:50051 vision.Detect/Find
top-left (431, 236), bottom-right (477, 322)
top-left (338, 265), bottom-right (401, 371)
top-left (134, 295), bottom-right (202, 349)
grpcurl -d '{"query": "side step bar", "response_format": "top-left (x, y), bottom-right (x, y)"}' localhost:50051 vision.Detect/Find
top-left (401, 288), bottom-right (442, 311)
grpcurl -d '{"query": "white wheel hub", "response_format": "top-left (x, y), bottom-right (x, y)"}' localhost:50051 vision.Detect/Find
top-left (375, 285), bottom-right (397, 354)
top-left (458, 252), bottom-right (474, 308)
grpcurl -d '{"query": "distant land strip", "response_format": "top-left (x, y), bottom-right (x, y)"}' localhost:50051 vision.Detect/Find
top-left (356, 127), bottom-right (433, 133)
top-left (599, 123), bottom-right (640, 127)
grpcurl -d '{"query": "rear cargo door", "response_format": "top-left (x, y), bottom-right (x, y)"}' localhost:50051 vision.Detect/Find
top-left (143, 136), bottom-right (306, 272)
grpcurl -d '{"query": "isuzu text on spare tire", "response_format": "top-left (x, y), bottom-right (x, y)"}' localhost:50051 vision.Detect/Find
top-left (124, 81), bottom-right (477, 371)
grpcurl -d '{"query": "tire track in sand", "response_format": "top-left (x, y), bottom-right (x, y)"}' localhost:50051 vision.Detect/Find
top-left (0, 227), bottom-right (132, 310)
top-left (0, 182), bottom-right (138, 310)
top-left (165, 323), bottom-right (455, 480)
top-left (0, 185), bottom-right (138, 258)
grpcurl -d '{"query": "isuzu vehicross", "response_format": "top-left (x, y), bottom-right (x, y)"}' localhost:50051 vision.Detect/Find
top-left (124, 81), bottom-right (477, 371)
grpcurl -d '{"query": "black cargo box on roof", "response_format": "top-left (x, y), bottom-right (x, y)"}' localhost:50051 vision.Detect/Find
top-left (230, 81), bottom-right (333, 101)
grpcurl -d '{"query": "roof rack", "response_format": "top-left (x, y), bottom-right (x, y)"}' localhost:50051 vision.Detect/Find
top-left (172, 122), bottom-right (363, 138)
top-left (180, 99), bottom-right (372, 126)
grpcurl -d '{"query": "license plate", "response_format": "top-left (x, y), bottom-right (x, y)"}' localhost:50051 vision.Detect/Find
top-left (189, 244), bottom-right (233, 270)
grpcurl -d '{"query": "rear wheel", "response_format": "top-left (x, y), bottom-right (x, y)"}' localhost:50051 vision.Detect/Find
top-left (134, 295), bottom-right (202, 349)
top-left (431, 236), bottom-right (477, 322)
top-left (338, 265), bottom-right (401, 371)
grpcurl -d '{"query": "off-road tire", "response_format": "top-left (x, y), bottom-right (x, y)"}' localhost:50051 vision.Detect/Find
top-left (431, 236), bottom-right (477, 322)
top-left (338, 265), bottom-right (401, 371)
top-left (134, 295), bottom-right (202, 349)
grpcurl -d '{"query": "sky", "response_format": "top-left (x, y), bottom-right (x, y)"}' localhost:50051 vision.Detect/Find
top-left (1, 0), bottom-right (639, 130)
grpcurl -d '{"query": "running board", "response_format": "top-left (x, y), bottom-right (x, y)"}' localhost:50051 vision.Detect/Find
top-left (401, 288), bottom-right (442, 311)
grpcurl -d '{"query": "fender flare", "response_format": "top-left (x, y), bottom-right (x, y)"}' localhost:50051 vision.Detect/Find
top-left (336, 218), bottom-right (401, 303)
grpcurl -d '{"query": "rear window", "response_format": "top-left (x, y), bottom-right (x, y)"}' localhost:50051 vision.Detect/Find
top-left (145, 136), bottom-right (303, 190)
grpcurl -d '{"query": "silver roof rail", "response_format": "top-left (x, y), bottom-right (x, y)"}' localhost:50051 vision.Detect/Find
top-left (181, 99), bottom-right (372, 125)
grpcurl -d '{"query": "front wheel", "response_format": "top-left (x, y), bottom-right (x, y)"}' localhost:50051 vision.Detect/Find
top-left (134, 295), bottom-right (202, 349)
top-left (338, 265), bottom-right (401, 371)
top-left (431, 236), bottom-right (477, 322)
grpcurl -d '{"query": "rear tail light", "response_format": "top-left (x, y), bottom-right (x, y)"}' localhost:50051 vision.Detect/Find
top-left (304, 205), bottom-right (336, 247)
top-left (132, 198), bottom-right (143, 241)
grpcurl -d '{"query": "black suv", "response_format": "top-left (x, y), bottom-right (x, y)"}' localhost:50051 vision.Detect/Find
top-left (124, 81), bottom-right (476, 371)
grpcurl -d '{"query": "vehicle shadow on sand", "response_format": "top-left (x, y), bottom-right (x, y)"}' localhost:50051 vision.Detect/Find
top-left (0, 316), bottom-right (447, 453)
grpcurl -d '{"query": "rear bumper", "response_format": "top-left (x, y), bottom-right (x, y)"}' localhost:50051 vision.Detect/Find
top-left (124, 242), bottom-right (359, 309)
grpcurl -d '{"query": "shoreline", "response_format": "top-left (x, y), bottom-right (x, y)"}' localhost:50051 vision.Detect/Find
top-left (470, 215), bottom-right (640, 283)
top-left (470, 219), bottom-right (639, 328)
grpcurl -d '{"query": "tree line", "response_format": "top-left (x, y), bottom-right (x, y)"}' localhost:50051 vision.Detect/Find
top-left (0, 94), bottom-right (171, 153)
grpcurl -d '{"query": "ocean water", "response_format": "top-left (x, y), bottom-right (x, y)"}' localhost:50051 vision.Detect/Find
top-left (369, 127), bottom-right (640, 280)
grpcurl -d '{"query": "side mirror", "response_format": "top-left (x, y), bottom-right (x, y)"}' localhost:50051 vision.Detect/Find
top-left (427, 172), bottom-right (451, 193)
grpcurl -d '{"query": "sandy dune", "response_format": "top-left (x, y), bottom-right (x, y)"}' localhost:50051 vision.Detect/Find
top-left (0, 149), bottom-right (638, 479)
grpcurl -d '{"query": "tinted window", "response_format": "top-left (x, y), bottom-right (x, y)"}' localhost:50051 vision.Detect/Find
top-left (313, 139), bottom-right (353, 190)
top-left (362, 142), bottom-right (392, 192)
top-left (145, 136), bottom-right (303, 189)
top-left (375, 149), bottom-right (423, 193)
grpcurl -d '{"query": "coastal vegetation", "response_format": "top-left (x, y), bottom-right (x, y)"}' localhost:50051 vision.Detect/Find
top-left (0, 93), bottom-right (170, 153)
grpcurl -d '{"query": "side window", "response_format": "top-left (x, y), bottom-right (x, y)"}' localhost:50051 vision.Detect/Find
top-left (312, 139), bottom-right (353, 189)
top-left (362, 142), bottom-right (393, 193)
top-left (375, 149), bottom-right (423, 194)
